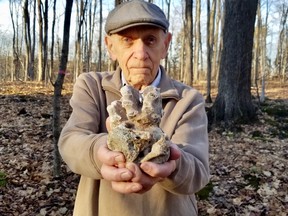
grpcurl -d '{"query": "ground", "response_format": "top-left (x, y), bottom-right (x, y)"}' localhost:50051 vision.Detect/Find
top-left (0, 81), bottom-right (287, 216)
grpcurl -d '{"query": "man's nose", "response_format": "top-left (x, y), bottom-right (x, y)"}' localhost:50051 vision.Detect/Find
top-left (133, 40), bottom-right (148, 60)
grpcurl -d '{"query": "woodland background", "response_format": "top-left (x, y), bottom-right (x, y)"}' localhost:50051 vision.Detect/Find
top-left (0, 0), bottom-right (287, 215)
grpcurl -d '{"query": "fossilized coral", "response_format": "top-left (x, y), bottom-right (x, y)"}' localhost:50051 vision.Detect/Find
top-left (107, 85), bottom-right (171, 164)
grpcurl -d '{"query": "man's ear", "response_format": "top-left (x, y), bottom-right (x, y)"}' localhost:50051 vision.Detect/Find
top-left (105, 35), bottom-right (117, 61)
top-left (161, 32), bottom-right (172, 59)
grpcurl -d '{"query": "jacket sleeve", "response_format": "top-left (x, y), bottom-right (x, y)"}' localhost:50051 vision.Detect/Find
top-left (58, 73), bottom-right (107, 179)
top-left (159, 89), bottom-right (210, 195)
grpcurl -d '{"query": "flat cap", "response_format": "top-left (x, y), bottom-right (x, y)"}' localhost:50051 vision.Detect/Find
top-left (105, 0), bottom-right (169, 35)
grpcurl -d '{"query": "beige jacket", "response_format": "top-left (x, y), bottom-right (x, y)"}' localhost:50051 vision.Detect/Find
top-left (59, 67), bottom-right (210, 216)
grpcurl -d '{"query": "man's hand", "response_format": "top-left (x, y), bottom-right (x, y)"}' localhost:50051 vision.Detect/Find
top-left (98, 117), bottom-right (181, 194)
top-left (97, 141), bottom-right (181, 194)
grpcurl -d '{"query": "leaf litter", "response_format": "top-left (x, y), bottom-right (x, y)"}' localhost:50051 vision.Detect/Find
top-left (0, 81), bottom-right (287, 216)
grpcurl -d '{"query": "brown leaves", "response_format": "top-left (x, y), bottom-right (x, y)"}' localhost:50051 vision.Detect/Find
top-left (0, 82), bottom-right (76, 215)
top-left (198, 101), bottom-right (288, 215)
top-left (0, 82), bottom-right (287, 215)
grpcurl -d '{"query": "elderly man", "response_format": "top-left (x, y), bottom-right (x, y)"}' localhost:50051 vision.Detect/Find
top-left (58, 0), bottom-right (210, 215)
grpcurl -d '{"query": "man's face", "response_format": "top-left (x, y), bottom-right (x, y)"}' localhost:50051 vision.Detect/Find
top-left (105, 26), bottom-right (172, 90)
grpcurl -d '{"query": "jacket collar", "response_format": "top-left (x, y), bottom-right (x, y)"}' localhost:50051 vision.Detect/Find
top-left (102, 66), bottom-right (181, 100)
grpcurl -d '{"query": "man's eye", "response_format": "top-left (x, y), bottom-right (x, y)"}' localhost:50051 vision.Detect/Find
top-left (122, 37), bottom-right (133, 44)
top-left (146, 37), bottom-right (157, 46)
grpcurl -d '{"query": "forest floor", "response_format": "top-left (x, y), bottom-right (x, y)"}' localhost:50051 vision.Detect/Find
top-left (0, 81), bottom-right (287, 216)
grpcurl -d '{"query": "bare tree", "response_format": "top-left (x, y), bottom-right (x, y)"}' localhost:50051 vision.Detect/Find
top-left (85, 0), bottom-right (97, 72)
top-left (252, 0), bottom-right (261, 89)
top-left (9, 0), bottom-right (22, 81)
top-left (43, 0), bottom-right (49, 84)
top-left (275, 4), bottom-right (288, 83)
top-left (164, 0), bottom-right (171, 73)
top-left (212, 0), bottom-right (222, 81)
top-left (32, 0), bottom-right (36, 80)
top-left (183, 0), bottom-right (193, 86)
top-left (50, 0), bottom-right (57, 82)
top-left (211, 0), bottom-right (258, 126)
top-left (97, 0), bottom-right (103, 71)
top-left (206, 0), bottom-right (216, 103)
top-left (74, 0), bottom-right (88, 80)
top-left (193, 0), bottom-right (201, 81)
top-left (23, 0), bottom-right (32, 81)
top-left (260, 0), bottom-right (269, 102)
top-left (37, 0), bottom-right (44, 81)
top-left (53, 0), bottom-right (74, 177)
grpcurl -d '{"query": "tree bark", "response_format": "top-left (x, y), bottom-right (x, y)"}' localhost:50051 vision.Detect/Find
top-left (206, 0), bottom-right (212, 103)
top-left (260, 0), bottom-right (269, 102)
top-left (164, 0), bottom-right (171, 73)
top-left (52, 0), bottom-right (73, 177)
top-left (97, 0), bottom-right (103, 71)
top-left (31, 0), bottom-right (36, 81)
top-left (9, 0), bottom-right (21, 81)
top-left (50, 0), bottom-right (57, 82)
top-left (23, 0), bottom-right (31, 81)
top-left (183, 0), bottom-right (193, 86)
top-left (206, 0), bottom-right (216, 103)
top-left (37, 0), bottom-right (44, 81)
top-left (253, 1), bottom-right (261, 89)
top-left (275, 6), bottom-right (288, 83)
top-left (212, 0), bottom-right (222, 81)
top-left (211, 0), bottom-right (258, 126)
top-left (193, 0), bottom-right (201, 81)
top-left (86, 0), bottom-right (97, 72)
top-left (74, 0), bottom-right (87, 80)
top-left (43, 0), bottom-right (49, 84)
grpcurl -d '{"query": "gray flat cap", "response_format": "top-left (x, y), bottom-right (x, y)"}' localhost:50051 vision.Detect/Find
top-left (105, 0), bottom-right (169, 35)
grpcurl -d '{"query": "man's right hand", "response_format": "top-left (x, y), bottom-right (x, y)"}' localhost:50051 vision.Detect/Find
top-left (97, 141), bottom-right (145, 194)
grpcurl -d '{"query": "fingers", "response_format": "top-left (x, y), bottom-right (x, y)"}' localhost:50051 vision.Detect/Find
top-left (101, 164), bottom-right (133, 182)
top-left (126, 162), bottom-right (160, 193)
top-left (140, 160), bottom-right (177, 178)
top-left (139, 144), bottom-right (181, 178)
top-left (101, 162), bottom-right (144, 194)
top-left (106, 117), bottom-right (111, 131)
top-left (111, 181), bottom-right (143, 194)
top-left (97, 143), bottom-right (125, 166)
top-left (169, 143), bottom-right (181, 160)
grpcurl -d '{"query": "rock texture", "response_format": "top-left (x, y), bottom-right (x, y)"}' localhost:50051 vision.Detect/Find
top-left (107, 85), bottom-right (171, 164)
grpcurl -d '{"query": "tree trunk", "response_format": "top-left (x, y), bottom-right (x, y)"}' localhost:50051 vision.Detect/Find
top-left (23, 0), bottom-right (31, 81)
top-left (212, 0), bottom-right (221, 81)
top-left (9, 0), bottom-right (21, 81)
top-left (253, 1), bottom-right (261, 89)
top-left (50, 0), bottom-right (57, 82)
top-left (275, 6), bottom-right (288, 83)
top-left (206, 0), bottom-right (215, 103)
top-left (74, 0), bottom-right (87, 81)
top-left (211, 0), bottom-right (258, 126)
top-left (97, 0), bottom-right (103, 71)
top-left (31, 0), bottom-right (36, 81)
top-left (184, 0), bottom-right (193, 86)
top-left (193, 0), bottom-right (201, 81)
top-left (53, 0), bottom-right (74, 177)
top-left (180, 30), bottom-right (185, 82)
top-left (37, 0), bottom-right (44, 82)
top-left (164, 0), bottom-right (171, 73)
top-left (87, 0), bottom-right (97, 72)
top-left (43, 0), bottom-right (49, 84)
top-left (260, 0), bottom-right (269, 102)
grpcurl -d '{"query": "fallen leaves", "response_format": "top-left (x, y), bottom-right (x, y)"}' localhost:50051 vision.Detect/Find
top-left (0, 83), bottom-right (76, 215)
top-left (198, 104), bottom-right (288, 215)
top-left (0, 82), bottom-right (287, 215)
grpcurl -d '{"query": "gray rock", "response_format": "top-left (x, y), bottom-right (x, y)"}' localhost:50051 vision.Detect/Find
top-left (107, 85), bottom-right (170, 164)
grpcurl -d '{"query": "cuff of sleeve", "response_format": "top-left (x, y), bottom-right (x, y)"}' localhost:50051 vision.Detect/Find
top-left (89, 133), bottom-right (108, 175)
